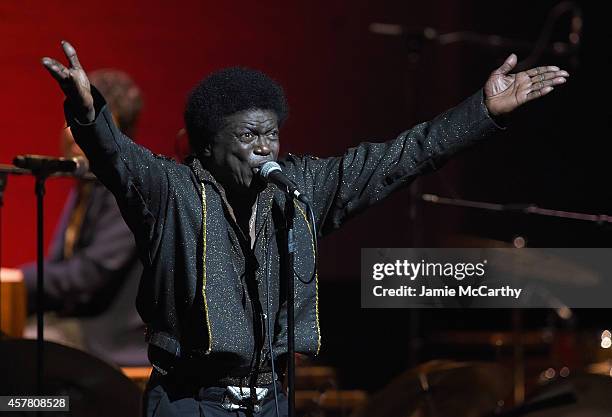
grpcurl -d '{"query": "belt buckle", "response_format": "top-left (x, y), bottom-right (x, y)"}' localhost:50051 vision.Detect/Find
top-left (222, 386), bottom-right (269, 412)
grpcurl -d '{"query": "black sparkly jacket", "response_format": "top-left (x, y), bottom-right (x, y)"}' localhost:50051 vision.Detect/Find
top-left (66, 87), bottom-right (499, 375)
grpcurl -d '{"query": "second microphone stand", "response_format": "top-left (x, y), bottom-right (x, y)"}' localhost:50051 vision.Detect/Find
top-left (283, 197), bottom-right (296, 417)
top-left (11, 160), bottom-right (57, 398)
top-left (33, 172), bottom-right (47, 398)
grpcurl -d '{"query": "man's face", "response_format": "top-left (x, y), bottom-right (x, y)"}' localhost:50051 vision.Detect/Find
top-left (204, 108), bottom-right (280, 192)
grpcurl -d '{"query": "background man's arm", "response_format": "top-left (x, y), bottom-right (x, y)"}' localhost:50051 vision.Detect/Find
top-left (18, 190), bottom-right (139, 315)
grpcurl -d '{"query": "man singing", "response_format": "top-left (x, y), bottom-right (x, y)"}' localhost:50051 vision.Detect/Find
top-left (41, 41), bottom-right (568, 416)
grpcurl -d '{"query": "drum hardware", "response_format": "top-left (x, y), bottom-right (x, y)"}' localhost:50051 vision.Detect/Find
top-left (0, 339), bottom-right (141, 417)
top-left (350, 360), bottom-right (512, 417)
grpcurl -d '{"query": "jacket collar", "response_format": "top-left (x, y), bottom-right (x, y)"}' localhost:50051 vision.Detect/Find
top-left (185, 155), bottom-right (277, 246)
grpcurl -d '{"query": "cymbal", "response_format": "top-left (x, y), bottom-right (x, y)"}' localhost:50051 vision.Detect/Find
top-left (442, 234), bottom-right (515, 248)
top-left (443, 235), bottom-right (599, 287)
top-left (486, 248), bottom-right (599, 287)
top-left (350, 360), bottom-right (511, 417)
top-left (430, 330), bottom-right (552, 348)
top-left (0, 339), bottom-right (141, 417)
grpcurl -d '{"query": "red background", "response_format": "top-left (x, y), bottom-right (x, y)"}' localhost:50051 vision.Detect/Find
top-left (1, 0), bottom-right (470, 271)
top-left (0, 1), bottom-right (602, 276)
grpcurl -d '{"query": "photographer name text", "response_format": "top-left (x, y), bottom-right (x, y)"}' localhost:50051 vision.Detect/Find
top-left (372, 285), bottom-right (522, 299)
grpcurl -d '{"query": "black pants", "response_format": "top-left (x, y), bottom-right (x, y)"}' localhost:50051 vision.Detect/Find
top-left (143, 370), bottom-right (288, 417)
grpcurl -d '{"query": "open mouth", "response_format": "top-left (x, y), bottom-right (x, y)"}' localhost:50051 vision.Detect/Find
top-left (251, 159), bottom-right (274, 174)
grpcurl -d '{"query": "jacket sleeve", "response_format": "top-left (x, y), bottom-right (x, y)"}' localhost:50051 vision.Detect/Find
top-left (65, 87), bottom-right (171, 264)
top-left (294, 90), bottom-right (502, 236)
top-left (20, 189), bottom-right (139, 316)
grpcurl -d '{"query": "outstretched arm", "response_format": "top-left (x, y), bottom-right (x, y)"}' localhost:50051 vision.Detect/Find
top-left (42, 42), bottom-right (173, 264)
top-left (297, 54), bottom-right (569, 234)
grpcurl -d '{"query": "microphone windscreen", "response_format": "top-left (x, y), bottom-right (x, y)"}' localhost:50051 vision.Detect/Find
top-left (259, 161), bottom-right (282, 179)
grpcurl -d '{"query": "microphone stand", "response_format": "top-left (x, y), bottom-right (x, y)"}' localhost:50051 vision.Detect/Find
top-left (0, 162), bottom-right (95, 404)
top-left (283, 197), bottom-right (296, 417)
top-left (0, 162), bottom-right (49, 415)
top-left (10, 162), bottom-right (51, 398)
top-left (13, 160), bottom-right (55, 398)
top-left (33, 172), bottom-right (47, 398)
top-left (369, 1), bottom-right (582, 71)
top-left (421, 193), bottom-right (612, 225)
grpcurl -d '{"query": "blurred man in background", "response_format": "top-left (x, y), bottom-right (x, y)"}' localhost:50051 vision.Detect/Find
top-left (0, 69), bottom-right (148, 366)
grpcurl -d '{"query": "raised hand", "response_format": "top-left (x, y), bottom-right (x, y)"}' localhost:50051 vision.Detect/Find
top-left (484, 54), bottom-right (569, 116)
top-left (42, 41), bottom-right (95, 123)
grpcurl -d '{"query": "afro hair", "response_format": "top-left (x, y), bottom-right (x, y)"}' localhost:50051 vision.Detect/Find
top-left (184, 67), bottom-right (288, 153)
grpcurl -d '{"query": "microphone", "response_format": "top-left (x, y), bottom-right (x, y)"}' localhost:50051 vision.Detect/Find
top-left (258, 161), bottom-right (309, 204)
top-left (13, 154), bottom-right (90, 178)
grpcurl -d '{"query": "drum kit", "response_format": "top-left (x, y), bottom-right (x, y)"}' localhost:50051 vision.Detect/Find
top-left (348, 234), bottom-right (612, 416)
top-left (350, 188), bottom-right (612, 416)
top-left (349, 356), bottom-right (612, 417)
